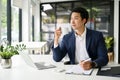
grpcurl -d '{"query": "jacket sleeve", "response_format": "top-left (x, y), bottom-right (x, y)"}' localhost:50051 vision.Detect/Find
top-left (93, 32), bottom-right (109, 67)
top-left (52, 38), bottom-right (67, 62)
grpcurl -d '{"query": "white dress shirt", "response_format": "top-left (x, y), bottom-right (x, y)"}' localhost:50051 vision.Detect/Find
top-left (75, 28), bottom-right (90, 63)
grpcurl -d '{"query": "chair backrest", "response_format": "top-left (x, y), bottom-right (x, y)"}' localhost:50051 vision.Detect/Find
top-left (45, 40), bottom-right (54, 54)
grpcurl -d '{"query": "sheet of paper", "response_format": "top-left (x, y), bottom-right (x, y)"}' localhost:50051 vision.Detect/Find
top-left (66, 65), bottom-right (93, 75)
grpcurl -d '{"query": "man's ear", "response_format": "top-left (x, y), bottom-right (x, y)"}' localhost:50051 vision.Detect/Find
top-left (83, 18), bottom-right (87, 24)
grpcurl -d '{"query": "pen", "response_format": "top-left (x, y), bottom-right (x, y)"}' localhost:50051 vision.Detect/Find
top-left (80, 58), bottom-right (91, 64)
top-left (83, 58), bottom-right (91, 62)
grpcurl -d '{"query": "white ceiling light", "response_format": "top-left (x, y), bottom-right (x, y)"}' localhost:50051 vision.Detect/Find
top-left (42, 4), bottom-right (52, 11)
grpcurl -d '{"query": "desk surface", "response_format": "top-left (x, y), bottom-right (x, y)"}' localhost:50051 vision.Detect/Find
top-left (0, 55), bottom-right (120, 80)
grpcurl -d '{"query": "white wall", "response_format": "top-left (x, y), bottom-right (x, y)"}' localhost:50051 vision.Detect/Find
top-left (22, 0), bottom-right (31, 41)
top-left (33, 2), bottom-right (40, 41)
top-left (0, 1), bottom-right (2, 39)
top-left (12, 0), bottom-right (22, 8)
top-left (114, 0), bottom-right (119, 63)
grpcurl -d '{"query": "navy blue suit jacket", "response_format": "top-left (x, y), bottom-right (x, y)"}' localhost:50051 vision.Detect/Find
top-left (52, 28), bottom-right (108, 67)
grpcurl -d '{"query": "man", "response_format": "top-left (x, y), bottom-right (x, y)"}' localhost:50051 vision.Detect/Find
top-left (52, 7), bottom-right (108, 70)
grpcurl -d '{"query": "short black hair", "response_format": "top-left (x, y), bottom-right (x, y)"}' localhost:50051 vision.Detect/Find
top-left (70, 7), bottom-right (89, 24)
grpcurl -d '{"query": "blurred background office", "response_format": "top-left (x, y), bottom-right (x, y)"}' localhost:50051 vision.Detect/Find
top-left (0, 0), bottom-right (119, 63)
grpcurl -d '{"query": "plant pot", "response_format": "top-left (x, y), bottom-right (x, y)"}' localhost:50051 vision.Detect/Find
top-left (108, 52), bottom-right (114, 62)
top-left (1, 58), bottom-right (12, 69)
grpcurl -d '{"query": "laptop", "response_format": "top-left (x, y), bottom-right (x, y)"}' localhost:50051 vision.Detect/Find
top-left (19, 51), bottom-right (56, 70)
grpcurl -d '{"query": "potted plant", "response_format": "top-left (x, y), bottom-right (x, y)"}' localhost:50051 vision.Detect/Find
top-left (0, 42), bottom-right (26, 68)
top-left (104, 36), bottom-right (114, 62)
top-left (105, 36), bottom-right (114, 52)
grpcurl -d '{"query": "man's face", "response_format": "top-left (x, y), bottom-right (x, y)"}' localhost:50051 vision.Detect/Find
top-left (70, 12), bottom-right (85, 31)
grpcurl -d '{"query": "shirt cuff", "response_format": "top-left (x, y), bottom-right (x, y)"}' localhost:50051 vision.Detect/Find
top-left (54, 44), bottom-right (58, 48)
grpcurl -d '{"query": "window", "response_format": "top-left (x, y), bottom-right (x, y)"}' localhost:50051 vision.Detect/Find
top-left (11, 6), bottom-right (19, 42)
top-left (40, 0), bottom-right (113, 41)
top-left (0, 0), bottom-right (7, 41)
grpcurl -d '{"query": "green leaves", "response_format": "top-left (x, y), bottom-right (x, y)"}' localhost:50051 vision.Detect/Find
top-left (0, 44), bottom-right (26, 59)
top-left (105, 36), bottom-right (114, 51)
top-left (15, 44), bottom-right (26, 51)
top-left (0, 45), bottom-right (4, 52)
top-left (0, 51), bottom-right (13, 59)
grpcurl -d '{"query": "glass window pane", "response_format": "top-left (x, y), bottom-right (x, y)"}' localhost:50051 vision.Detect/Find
top-left (0, 0), bottom-right (7, 41)
top-left (41, 4), bottom-right (56, 41)
top-left (11, 6), bottom-right (19, 42)
top-left (91, 1), bottom-right (111, 36)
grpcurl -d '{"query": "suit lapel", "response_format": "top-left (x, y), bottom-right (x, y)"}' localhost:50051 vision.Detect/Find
top-left (69, 32), bottom-right (76, 62)
top-left (86, 29), bottom-right (91, 50)
top-left (70, 33), bottom-right (75, 54)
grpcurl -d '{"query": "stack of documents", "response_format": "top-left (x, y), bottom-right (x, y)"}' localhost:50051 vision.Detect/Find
top-left (66, 65), bottom-right (93, 75)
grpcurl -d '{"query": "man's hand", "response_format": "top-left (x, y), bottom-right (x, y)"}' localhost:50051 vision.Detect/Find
top-left (80, 60), bottom-right (92, 70)
top-left (54, 27), bottom-right (62, 45)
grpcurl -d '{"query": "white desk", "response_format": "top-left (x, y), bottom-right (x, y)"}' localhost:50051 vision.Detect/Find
top-left (0, 55), bottom-right (120, 80)
top-left (12, 42), bottom-right (47, 54)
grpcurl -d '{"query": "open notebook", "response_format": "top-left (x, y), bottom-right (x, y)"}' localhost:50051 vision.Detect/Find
top-left (66, 65), bottom-right (93, 75)
top-left (19, 51), bottom-right (56, 70)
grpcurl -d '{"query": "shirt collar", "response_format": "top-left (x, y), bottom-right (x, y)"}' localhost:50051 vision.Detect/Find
top-left (75, 28), bottom-right (87, 38)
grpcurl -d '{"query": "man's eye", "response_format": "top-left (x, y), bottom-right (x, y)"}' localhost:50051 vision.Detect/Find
top-left (75, 18), bottom-right (78, 19)
top-left (71, 17), bottom-right (79, 20)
